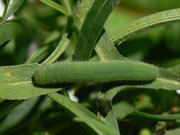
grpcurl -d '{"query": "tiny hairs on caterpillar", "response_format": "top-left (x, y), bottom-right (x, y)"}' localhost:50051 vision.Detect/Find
top-left (32, 61), bottom-right (159, 87)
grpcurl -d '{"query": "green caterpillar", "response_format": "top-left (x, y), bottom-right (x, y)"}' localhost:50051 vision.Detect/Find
top-left (32, 61), bottom-right (159, 87)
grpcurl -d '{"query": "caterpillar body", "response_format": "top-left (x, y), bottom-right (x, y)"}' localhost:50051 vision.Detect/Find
top-left (32, 61), bottom-right (159, 87)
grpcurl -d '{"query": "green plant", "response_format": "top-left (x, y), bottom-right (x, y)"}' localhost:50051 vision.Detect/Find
top-left (0, 0), bottom-right (180, 135)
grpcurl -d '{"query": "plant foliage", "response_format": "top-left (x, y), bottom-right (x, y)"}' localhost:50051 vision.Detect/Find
top-left (0, 0), bottom-right (180, 135)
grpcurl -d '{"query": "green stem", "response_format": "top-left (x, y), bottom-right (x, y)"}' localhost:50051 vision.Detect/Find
top-left (40, 0), bottom-right (69, 16)
top-left (131, 111), bottom-right (180, 121)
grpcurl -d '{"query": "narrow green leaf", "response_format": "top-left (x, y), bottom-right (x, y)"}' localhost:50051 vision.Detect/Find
top-left (43, 34), bottom-right (70, 64)
top-left (2, 0), bottom-right (24, 21)
top-left (40, 0), bottom-right (69, 16)
top-left (48, 93), bottom-right (99, 119)
top-left (77, 0), bottom-right (124, 61)
top-left (48, 93), bottom-right (113, 135)
top-left (75, 117), bottom-right (119, 135)
top-left (73, 0), bottom-right (121, 61)
top-left (131, 111), bottom-right (180, 121)
top-left (0, 64), bottom-right (61, 100)
top-left (110, 8), bottom-right (180, 45)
